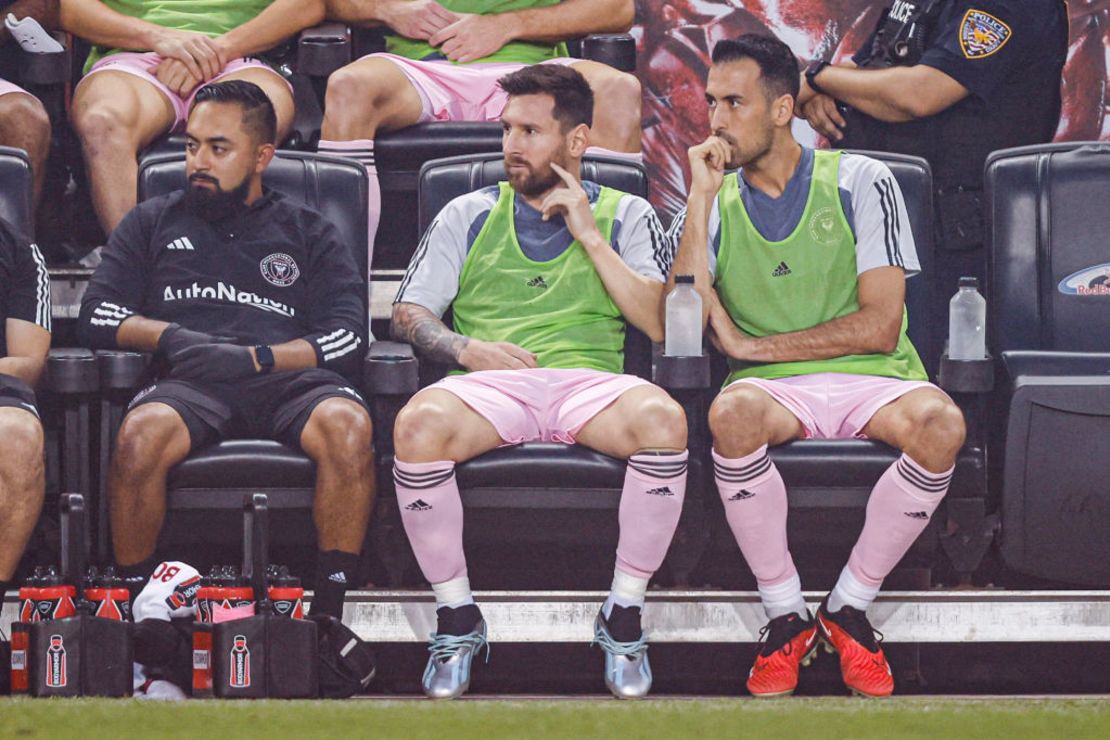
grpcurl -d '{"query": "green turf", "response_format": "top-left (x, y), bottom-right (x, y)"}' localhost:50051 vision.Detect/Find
top-left (1, 697), bottom-right (1107, 739)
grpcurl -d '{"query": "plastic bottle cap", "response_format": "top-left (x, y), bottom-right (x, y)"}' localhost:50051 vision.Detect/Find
top-left (675, 275), bottom-right (695, 284)
top-left (958, 276), bottom-right (979, 289)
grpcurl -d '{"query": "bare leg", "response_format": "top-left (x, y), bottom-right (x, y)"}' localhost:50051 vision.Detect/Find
top-left (862, 387), bottom-right (966, 472)
top-left (393, 388), bottom-right (504, 463)
top-left (320, 56), bottom-right (426, 140)
top-left (574, 384), bottom-right (685, 456)
top-left (0, 408), bottom-right (44, 581)
top-left (0, 91), bottom-right (50, 211)
top-left (708, 382), bottom-right (804, 457)
top-left (570, 60), bottom-right (642, 153)
top-left (109, 402), bottom-right (191, 566)
top-left (298, 397), bottom-right (376, 553)
top-left (71, 71), bottom-right (175, 235)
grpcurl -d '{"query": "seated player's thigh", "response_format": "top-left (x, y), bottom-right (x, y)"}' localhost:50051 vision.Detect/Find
top-left (575, 384), bottom-right (686, 459)
top-left (393, 388), bottom-right (504, 463)
top-left (708, 381), bottom-right (804, 457)
top-left (862, 386), bottom-right (966, 469)
top-left (71, 70), bottom-right (177, 152)
top-left (216, 67), bottom-right (296, 141)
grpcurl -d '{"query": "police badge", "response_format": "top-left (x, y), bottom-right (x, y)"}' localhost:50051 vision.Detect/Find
top-left (959, 9), bottom-right (1012, 59)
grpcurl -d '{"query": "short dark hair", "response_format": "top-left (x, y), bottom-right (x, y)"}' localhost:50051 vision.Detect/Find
top-left (190, 80), bottom-right (277, 145)
top-left (711, 34), bottom-right (800, 101)
top-left (497, 64), bottom-right (594, 130)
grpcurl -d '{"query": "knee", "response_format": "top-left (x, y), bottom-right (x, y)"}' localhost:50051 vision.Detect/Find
top-left (0, 94), bottom-right (50, 142)
top-left (72, 102), bottom-right (131, 150)
top-left (0, 412), bottom-right (44, 467)
top-left (393, 397), bottom-right (455, 460)
top-left (324, 65), bottom-right (380, 122)
top-left (708, 386), bottom-right (770, 441)
top-left (908, 399), bottom-right (966, 460)
top-left (113, 404), bottom-right (182, 473)
top-left (630, 393), bottom-right (687, 450)
top-left (306, 399), bottom-right (373, 462)
top-left (590, 70), bottom-right (641, 127)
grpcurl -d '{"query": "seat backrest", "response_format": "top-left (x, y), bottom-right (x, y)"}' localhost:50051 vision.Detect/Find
top-left (843, 150), bottom-right (937, 375)
top-left (0, 146), bottom-right (34, 238)
top-left (986, 142), bottom-right (1110, 354)
top-left (416, 153), bottom-right (651, 378)
top-left (137, 151), bottom-right (370, 305)
top-left (418, 152), bottom-right (648, 233)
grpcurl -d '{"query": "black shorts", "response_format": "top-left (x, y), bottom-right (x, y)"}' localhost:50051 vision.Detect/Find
top-left (0, 373), bottom-right (39, 419)
top-left (127, 369), bottom-right (368, 451)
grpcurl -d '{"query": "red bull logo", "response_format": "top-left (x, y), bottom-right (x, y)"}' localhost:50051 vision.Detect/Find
top-left (1058, 264), bottom-right (1110, 296)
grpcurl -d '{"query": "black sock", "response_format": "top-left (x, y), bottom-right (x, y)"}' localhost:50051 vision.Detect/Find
top-left (436, 604), bottom-right (482, 637)
top-left (0, 580), bottom-right (11, 602)
top-left (311, 550), bottom-right (358, 620)
top-left (605, 604), bottom-right (643, 642)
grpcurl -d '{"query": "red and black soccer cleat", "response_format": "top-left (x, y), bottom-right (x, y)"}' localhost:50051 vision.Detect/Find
top-left (816, 599), bottom-right (894, 698)
top-left (746, 611), bottom-right (820, 697)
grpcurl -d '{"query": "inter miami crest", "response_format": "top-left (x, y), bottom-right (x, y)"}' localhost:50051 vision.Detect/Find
top-left (959, 9), bottom-right (1011, 59)
top-left (260, 253), bottom-right (301, 287)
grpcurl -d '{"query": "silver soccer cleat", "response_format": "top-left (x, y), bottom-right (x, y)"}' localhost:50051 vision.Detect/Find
top-left (421, 619), bottom-right (489, 700)
top-left (594, 609), bottom-right (652, 699)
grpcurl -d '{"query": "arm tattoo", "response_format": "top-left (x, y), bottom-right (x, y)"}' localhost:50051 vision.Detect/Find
top-left (391, 303), bottom-right (470, 365)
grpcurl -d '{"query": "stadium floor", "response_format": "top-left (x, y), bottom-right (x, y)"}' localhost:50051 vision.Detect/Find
top-left (1, 696), bottom-right (1107, 738)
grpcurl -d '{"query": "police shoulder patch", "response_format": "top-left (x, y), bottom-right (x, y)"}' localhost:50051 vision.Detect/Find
top-left (959, 9), bottom-right (1012, 59)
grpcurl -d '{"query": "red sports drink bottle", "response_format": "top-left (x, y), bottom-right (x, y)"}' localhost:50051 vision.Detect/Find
top-left (18, 566), bottom-right (76, 622)
top-left (267, 566), bottom-right (304, 619)
top-left (84, 567), bottom-right (130, 621)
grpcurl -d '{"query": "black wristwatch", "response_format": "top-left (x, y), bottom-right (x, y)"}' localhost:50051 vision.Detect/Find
top-left (805, 59), bottom-right (832, 96)
top-left (254, 344), bottom-right (275, 374)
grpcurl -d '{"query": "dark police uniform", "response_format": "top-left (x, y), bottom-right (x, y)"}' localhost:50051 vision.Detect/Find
top-left (0, 217), bottom-right (50, 418)
top-left (838, 0), bottom-right (1068, 280)
top-left (78, 191), bottom-right (368, 449)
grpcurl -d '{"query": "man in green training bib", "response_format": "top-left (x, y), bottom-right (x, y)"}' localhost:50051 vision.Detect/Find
top-left (317, 0), bottom-right (642, 268)
top-left (62, 0), bottom-right (326, 235)
top-left (669, 34), bottom-right (966, 699)
top-left (391, 64), bottom-right (685, 700)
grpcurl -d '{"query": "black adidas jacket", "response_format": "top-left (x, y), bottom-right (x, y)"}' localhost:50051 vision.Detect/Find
top-left (78, 190), bottom-right (365, 378)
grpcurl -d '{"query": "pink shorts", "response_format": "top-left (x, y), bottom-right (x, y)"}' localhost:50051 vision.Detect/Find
top-left (366, 53), bottom-right (579, 123)
top-left (427, 368), bottom-right (649, 445)
top-left (0, 78), bottom-right (29, 98)
top-left (78, 52), bottom-right (291, 129)
top-left (725, 373), bottom-right (942, 440)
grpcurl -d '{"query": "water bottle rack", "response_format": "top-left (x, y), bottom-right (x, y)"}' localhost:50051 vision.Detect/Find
top-left (15, 494), bottom-right (132, 697)
top-left (194, 494), bottom-right (319, 699)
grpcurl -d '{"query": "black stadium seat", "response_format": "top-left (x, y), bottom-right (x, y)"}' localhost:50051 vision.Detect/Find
top-left (700, 151), bottom-right (991, 589)
top-left (94, 151), bottom-right (369, 563)
top-left (367, 152), bottom-right (711, 588)
top-left (985, 142), bottom-right (1110, 587)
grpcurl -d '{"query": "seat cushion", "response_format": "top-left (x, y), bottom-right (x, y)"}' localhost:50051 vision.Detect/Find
top-left (455, 442), bottom-right (626, 509)
top-left (168, 440), bottom-right (316, 491)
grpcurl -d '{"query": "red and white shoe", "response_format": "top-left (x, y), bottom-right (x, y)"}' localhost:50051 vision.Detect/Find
top-left (746, 611), bottom-right (820, 697)
top-left (816, 598), bottom-right (894, 698)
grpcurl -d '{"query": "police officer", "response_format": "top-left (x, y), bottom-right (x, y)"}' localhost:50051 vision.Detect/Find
top-left (796, 0), bottom-right (1069, 294)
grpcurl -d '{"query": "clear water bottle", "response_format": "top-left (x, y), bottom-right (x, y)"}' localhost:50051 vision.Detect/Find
top-left (665, 275), bottom-right (703, 357)
top-left (948, 276), bottom-right (987, 360)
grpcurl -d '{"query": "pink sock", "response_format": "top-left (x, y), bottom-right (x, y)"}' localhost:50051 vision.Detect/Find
top-left (317, 139), bottom-right (381, 275)
top-left (714, 446), bottom-right (805, 618)
top-left (839, 454), bottom-right (953, 606)
top-left (615, 451), bottom-right (688, 579)
top-left (585, 146), bottom-right (643, 166)
top-left (394, 459), bottom-right (466, 585)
